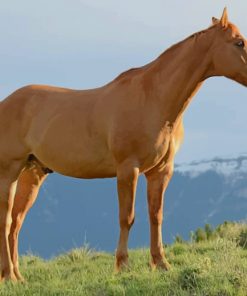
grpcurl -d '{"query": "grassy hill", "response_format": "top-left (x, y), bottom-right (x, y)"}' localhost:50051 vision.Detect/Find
top-left (1, 222), bottom-right (247, 296)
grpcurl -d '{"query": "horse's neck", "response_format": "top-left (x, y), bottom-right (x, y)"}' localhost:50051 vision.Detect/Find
top-left (143, 31), bottom-right (214, 128)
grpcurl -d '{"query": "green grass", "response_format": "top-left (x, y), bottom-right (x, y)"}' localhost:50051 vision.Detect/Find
top-left (0, 223), bottom-right (247, 296)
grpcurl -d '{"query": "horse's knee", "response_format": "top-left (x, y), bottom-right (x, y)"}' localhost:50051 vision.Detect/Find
top-left (0, 219), bottom-right (12, 237)
top-left (149, 210), bottom-right (163, 225)
top-left (120, 214), bottom-right (135, 230)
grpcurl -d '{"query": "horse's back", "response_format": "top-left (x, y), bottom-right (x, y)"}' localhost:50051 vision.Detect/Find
top-left (1, 84), bottom-right (117, 178)
top-left (0, 85), bottom-right (112, 171)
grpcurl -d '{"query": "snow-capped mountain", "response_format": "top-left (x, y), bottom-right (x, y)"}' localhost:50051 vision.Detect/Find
top-left (176, 154), bottom-right (247, 177)
top-left (19, 155), bottom-right (247, 258)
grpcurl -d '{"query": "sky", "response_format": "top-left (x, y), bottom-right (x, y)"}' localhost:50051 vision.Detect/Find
top-left (0, 0), bottom-right (247, 163)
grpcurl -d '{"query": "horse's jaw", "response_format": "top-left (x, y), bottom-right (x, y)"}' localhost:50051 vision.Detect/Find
top-left (228, 72), bottom-right (247, 87)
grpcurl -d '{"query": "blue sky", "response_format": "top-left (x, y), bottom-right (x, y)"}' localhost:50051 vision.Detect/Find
top-left (0, 0), bottom-right (247, 163)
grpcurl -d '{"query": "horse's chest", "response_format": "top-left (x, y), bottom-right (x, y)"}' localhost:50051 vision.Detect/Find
top-left (139, 131), bottom-right (172, 172)
top-left (111, 120), bottom-right (174, 171)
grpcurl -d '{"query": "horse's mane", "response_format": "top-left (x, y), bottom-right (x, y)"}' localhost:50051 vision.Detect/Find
top-left (114, 67), bottom-right (145, 82)
top-left (113, 25), bottom-right (216, 83)
top-left (157, 24), bottom-right (216, 59)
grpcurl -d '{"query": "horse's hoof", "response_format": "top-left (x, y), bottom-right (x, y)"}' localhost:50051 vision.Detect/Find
top-left (115, 255), bottom-right (129, 273)
top-left (0, 272), bottom-right (18, 283)
top-left (15, 271), bottom-right (25, 283)
top-left (150, 259), bottom-right (171, 271)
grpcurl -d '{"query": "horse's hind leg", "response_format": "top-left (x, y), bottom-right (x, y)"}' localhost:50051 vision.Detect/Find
top-left (9, 161), bottom-right (48, 281)
top-left (0, 160), bottom-right (25, 282)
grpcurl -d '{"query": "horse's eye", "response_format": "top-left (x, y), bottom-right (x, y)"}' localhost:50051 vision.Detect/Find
top-left (235, 40), bottom-right (245, 48)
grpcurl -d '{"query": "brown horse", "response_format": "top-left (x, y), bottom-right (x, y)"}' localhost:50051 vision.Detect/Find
top-left (0, 8), bottom-right (247, 282)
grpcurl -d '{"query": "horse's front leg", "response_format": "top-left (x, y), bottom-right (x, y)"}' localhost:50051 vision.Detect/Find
top-left (115, 160), bottom-right (139, 271)
top-left (145, 161), bottom-right (174, 270)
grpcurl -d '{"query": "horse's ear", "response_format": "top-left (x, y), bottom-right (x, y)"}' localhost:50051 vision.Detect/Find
top-left (220, 7), bottom-right (229, 28)
top-left (212, 17), bottom-right (219, 25)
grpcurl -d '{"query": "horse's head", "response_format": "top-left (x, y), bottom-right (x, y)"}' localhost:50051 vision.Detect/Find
top-left (209, 8), bottom-right (247, 86)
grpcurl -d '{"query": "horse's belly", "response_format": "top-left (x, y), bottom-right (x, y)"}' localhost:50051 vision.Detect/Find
top-left (34, 145), bottom-right (117, 179)
top-left (56, 158), bottom-right (117, 179)
top-left (29, 129), bottom-right (117, 178)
